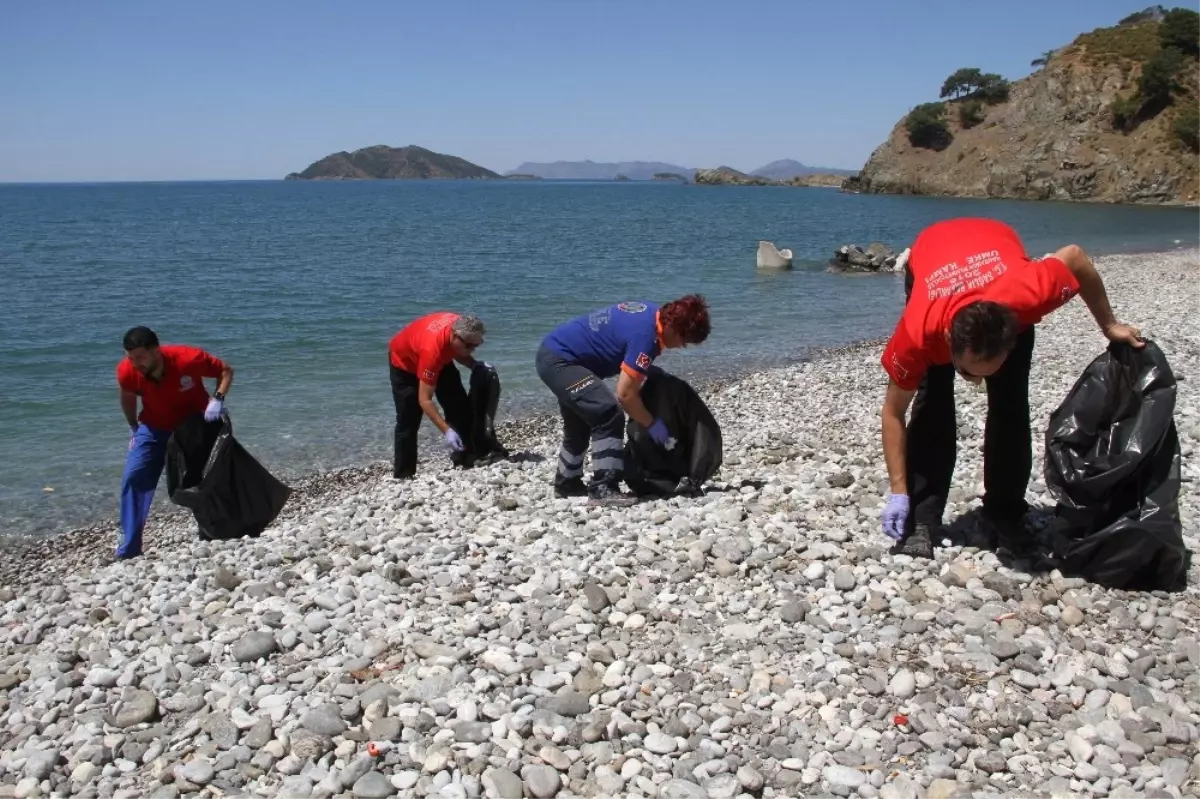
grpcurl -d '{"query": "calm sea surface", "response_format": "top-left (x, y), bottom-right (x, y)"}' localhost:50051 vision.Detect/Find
top-left (1, 180), bottom-right (1196, 536)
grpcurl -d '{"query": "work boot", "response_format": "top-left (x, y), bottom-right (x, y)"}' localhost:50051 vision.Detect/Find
top-left (554, 477), bottom-right (587, 498)
top-left (986, 515), bottom-right (1035, 555)
top-left (891, 523), bottom-right (935, 559)
top-left (587, 481), bottom-right (637, 508)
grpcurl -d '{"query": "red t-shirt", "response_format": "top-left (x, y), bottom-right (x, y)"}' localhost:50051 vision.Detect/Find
top-left (389, 312), bottom-right (460, 386)
top-left (117, 345), bottom-right (227, 431)
top-left (881, 218), bottom-right (1081, 391)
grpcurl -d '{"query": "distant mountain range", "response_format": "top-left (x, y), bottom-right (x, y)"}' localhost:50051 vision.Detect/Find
top-left (286, 145), bottom-right (500, 180)
top-left (508, 158), bottom-right (856, 181)
top-left (283, 146), bottom-right (858, 183)
top-left (507, 160), bottom-right (695, 181)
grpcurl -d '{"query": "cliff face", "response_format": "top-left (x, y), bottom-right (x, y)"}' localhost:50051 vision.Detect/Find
top-left (286, 145), bottom-right (500, 180)
top-left (854, 21), bottom-right (1199, 205)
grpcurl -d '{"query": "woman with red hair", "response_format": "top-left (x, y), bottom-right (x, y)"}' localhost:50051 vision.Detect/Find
top-left (536, 295), bottom-right (711, 506)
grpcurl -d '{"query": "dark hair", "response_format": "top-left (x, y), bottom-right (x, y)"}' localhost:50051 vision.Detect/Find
top-left (660, 294), bottom-right (711, 344)
top-left (949, 301), bottom-right (1019, 360)
top-left (122, 326), bottom-right (160, 351)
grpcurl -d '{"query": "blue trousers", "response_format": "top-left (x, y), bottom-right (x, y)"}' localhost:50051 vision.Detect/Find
top-left (119, 424), bottom-right (172, 558)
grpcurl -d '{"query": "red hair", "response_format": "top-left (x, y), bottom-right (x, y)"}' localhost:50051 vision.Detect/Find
top-left (660, 294), bottom-right (710, 344)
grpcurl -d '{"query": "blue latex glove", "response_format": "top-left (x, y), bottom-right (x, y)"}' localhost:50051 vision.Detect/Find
top-left (648, 418), bottom-right (671, 447)
top-left (444, 428), bottom-right (465, 452)
top-left (882, 494), bottom-right (909, 540)
top-left (204, 398), bottom-right (224, 422)
top-left (128, 427), bottom-right (137, 451)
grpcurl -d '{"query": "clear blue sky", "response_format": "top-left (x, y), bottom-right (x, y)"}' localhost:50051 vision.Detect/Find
top-left (0, 0), bottom-right (1167, 181)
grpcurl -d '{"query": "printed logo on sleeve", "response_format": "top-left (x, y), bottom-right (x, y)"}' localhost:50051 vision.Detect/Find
top-left (617, 302), bottom-right (647, 314)
top-left (635, 352), bottom-right (652, 370)
top-left (179, 376), bottom-right (195, 392)
top-left (422, 369), bottom-right (436, 381)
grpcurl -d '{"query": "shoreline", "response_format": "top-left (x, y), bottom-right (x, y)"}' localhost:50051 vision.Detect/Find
top-left (2, 239), bottom-right (1197, 541)
top-left (3, 242), bottom-right (1197, 582)
top-left (0, 248), bottom-right (1197, 798)
top-left (0, 337), bottom-right (887, 595)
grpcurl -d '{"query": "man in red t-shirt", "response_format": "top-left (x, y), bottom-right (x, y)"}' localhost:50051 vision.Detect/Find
top-left (879, 218), bottom-right (1143, 558)
top-left (116, 326), bottom-right (234, 559)
top-left (388, 312), bottom-right (487, 479)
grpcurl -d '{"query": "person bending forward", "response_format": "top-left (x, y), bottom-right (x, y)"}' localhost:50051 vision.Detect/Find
top-left (117, 326), bottom-right (233, 560)
top-left (388, 313), bottom-right (487, 479)
top-left (879, 218), bottom-right (1143, 558)
top-left (536, 296), bottom-right (711, 506)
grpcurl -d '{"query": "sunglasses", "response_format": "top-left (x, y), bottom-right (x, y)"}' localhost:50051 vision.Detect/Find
top-left (456, 335), bottom-right (482, 350)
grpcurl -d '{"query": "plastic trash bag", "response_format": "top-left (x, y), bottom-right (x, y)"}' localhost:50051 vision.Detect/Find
top-left (166, 414), bottom-right (291, 541)
top-left (625, 371), bottom-right (723, 497)
top-left (451, 365), bottom-right (510, 469)
top-left (468, 363), bottom-right (509, 462)
top-left (1043, 340), bottom-right (1187, 591)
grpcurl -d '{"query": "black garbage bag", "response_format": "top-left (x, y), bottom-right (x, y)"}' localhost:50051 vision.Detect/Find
top-left (624, 371), bottom-right (722, 497)
top-left (451, 365), bottom-right (510, 469)
top-left (1043, 340), bottom-right (1187, 591)
top-left (469, 363), bottom-right (509, 461)
top-left (166, 414), bottom-right (292, 541)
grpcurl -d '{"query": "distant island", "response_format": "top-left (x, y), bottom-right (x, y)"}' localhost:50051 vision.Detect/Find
top-left (691, 166), bottom-right (854, 188)
top-left (285, 145), bottom-right (501, 180)
top-left (693, 167), bottom-right (779, 187)
top-left (505, 173), bottom-right (543, 181)
top-left (749, 159), bottom-right (859, 180)
top-left (652, 172), bottom-right (689, 182)
top-left (614, 174), bottom-right (630, 181)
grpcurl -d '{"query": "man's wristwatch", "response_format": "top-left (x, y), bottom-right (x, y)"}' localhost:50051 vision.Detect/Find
top-left (214, 391), bottom-right (225, 401)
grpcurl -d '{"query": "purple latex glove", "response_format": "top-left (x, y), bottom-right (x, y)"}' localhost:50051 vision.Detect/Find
top-left (204, 398), bottom-right (224, 422)
top-left (882, 494), bottom-right (909, 540)
top-left (444, 428), bottom-right (465, 452)
top-left (648, 418), bottom-right (671, 447)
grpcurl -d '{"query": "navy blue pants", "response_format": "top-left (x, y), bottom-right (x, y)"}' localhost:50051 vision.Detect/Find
top-left (119, 424), bottom-right (172, 558)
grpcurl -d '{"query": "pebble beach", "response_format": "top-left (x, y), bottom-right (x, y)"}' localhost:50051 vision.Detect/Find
top-left (1, 248), bottom-right (1198, 799)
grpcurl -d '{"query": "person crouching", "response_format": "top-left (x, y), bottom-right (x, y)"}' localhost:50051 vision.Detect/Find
top-left (388, 313), bottom-right (488, 479)
top-left (536, 296), bottom-right (711, 506)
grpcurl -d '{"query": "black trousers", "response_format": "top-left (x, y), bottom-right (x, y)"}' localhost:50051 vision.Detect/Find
top-left (535, 343), bottom-right (626, 488)
top-left (390, 363), bottom-right (473, 479)
top-left (903, 267), bottom-right (1035, 531)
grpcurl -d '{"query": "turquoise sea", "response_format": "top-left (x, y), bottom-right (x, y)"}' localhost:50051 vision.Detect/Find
top-left (1, 180), bottom-right (1196, 537)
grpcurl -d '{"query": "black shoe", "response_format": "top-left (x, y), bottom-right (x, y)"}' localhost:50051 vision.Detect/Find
top-left (987, 516), bottom-right (1035, 555)
top-left (554, 477), bottom-right (588, 498)
top-left (587, 482), bottom-right (637, 507)
top-left (891, 524), bottom-right (935, 559)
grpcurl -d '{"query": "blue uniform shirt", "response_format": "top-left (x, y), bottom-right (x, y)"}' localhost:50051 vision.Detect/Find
top-left (544, 301), bottom-right (663, 380)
